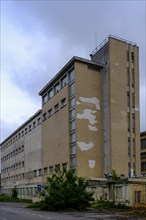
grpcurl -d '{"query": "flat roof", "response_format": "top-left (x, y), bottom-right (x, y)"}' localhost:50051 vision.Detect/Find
top-left (91, 34), bottom-right (137, 56)
top-left (39, 56), bottom-right (103, 96)
top-left (0, 109), bottom-right (42, 146)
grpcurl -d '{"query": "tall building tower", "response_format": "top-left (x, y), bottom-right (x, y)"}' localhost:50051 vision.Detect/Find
top-left (0, 36), bottom-right (141, 197)
top-left (91, 35), bottom-right (140, 176)
top-left (39, 35), bottom-right (140, 179)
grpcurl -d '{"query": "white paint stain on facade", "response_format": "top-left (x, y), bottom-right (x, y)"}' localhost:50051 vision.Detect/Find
top-left (88, 125), bottom-right (98, 131)
top-left (79, 97), bottom-right (100, 110)
top-left (88, 160), bottom-right (96, 168)
top-left (76, 101), bottom-right (81, 105)
top-left (77, 109), bottom-right (97, 125)
top-left (77, 142), bottom-right (94, 151)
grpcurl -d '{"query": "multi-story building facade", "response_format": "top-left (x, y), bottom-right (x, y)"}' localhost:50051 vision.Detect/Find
top-left (0, 110), bottom-right (42, 197)
top-left (0, 35), bottom-right (141, 197)
top-left (141, 131), bottom-right (146, 175)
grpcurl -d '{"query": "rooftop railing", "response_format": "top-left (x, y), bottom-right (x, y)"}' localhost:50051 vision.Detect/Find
top-left (92, 34), bottom-right (137, 56)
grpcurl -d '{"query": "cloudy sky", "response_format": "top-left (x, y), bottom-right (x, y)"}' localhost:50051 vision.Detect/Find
top-left (1, 0), bottom-right (146, 142)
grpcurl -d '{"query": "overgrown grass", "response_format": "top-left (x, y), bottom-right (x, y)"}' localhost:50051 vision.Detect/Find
top-left (0, 194), bottom-right (32, 203)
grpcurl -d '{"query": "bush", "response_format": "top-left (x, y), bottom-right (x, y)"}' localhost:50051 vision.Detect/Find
top-left (12, 187), bottom-right (18, 198)
top-left (31, 169), bottom-right (94, 210)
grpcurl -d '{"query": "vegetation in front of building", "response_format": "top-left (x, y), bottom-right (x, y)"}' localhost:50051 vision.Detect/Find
top-left (92, 198), bottom-right (130, 209)
top-left (28, 168), bottom-right (94, 210)
top-left (104, 169), bottom-right (128, 181)
top-left (0, 186), bottom-right (32, 203)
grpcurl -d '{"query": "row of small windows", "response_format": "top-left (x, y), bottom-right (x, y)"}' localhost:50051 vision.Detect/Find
top-left (1, 163), bottom-right (68, 183)
top-left (42, 98), bottom-right (67, 121)
top-left (1, 161), bottom-right (25, 174)
top-left (1, 173), bottom-right (25, 183)
top-left (1, 145), bottom-right (24, 163)
top-left (42, 68), bottom-right (75, 105)
top-left (1, 117), bottom-right (41, 152)
top-left (1, 187), bottom-right (38, 197)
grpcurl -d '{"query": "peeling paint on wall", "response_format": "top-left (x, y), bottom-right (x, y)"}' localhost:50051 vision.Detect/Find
top-left (77, 142), bottom-right (94, 151)
top-left (88, 160), bottom-right (96, 168)
top-left (88, 125), bottom-right (98, 131)
top-left (79, 97), bottom-right (100, 110)
top-left (76, 101), bottom-right (81, 105)
top-left (77, 109), bottom-right (97, 125)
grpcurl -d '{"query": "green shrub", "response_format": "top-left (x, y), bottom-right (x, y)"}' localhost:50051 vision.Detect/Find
top-left (30, 169), bottom-right (94, 211)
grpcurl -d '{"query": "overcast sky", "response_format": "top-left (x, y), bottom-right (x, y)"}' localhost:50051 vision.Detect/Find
top-left (1, 0), bottom-right (146, 142)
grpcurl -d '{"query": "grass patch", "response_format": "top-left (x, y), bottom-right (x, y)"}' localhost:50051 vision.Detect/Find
top-left (0, 194), bottom-right (32, 203)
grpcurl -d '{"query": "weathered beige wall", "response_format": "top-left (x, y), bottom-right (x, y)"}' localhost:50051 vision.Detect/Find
top-left (75, 62), bottom-right (103, 178)
top-left (42, 86), bottom-right (70, 169)
top-left (109, 38), bottom-right (129, 175)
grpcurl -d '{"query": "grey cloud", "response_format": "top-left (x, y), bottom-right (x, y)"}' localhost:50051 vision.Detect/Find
top-left (1, 0), bottom-right (146, 141)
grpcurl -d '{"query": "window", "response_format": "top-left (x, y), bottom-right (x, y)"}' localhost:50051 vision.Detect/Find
top-left (135, 191), bottom-right (141, 204)
top-left (127, 67), bottom-right (130, 86)
top-left (54, 103), bottom-right (59, 112)
top-left (70, 132), bottom-right (76, 143)
top-left (34, 170), bottom-right (37, 177)
top-left (38, 169), bottom-right (42, 176)
top-left (61, 75), bottom-right (67, 87)
top-left (70, 120), bottom-right (76, 131)
top-left (25, 128), bottom-right (27, 134)
top-left (69, 69), bottom-right (75, 82)
top-left (126, 50), bottom-right (129, 61)
top-left (141, 162), bottom-right (146, 171)
top-left (71, 144), bottom-right (76, 155)
top-left (70, 109), bottom-right (75, 119)
top-left (69, 83), bottom-right (75, 96)
top-left (141, 139), bottom-right (146, 150)
top-left (44, 167), bottom-right (48, 175)
top-left (43, 112), bottom-right (47, 121)
top-left (70, 97), bottom-right (75, 108)
top-left (55, 164), bottom-right (60, 171)
top-left (131, 52), bottom-right (134, 63)
top-left (132, 93), bottom-right (135, 107)
top-left (42, 93), bottom-right (48, 104)
top-left (127, 92), bottom-right (130, 107)
top-left (49, 166), bottom-right (54, 173)
top-left (29, 125), bottom-right (32, 132)
top-left (22, 145), bottom-right (24, 152)
top-left (54, 82), bottom-right (60, 94)
top-left (37, 117), bottom-right (41, 125)
top-left (33, 121), bottom-right (36, 129)
top-left (141, 152), bottom-right (146, 159)
top-left (61, 98), bottom-right (66, 108)
top-left (62, 163), bottom-right (67, 170)
top-left (132, 69), bottom-right (134, 86)
top-left (128, 162), bottom-right (131, 177)
top-left (71, 156), bottom-right (76, 167)
top-left (132, 115), bottom-right (135, 131)
top-left (48, 89), bottom-right (54, 99)
top-left (128, 113), bottom-right (130, 132)
top-left (48, 108), bottom-right (53, 117)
